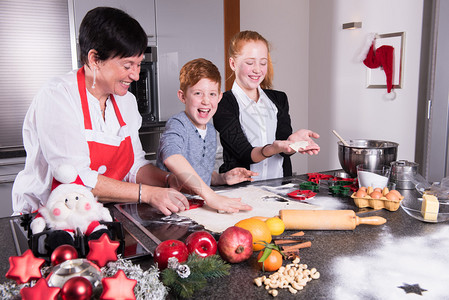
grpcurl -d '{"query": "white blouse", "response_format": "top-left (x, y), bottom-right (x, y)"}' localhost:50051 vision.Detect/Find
top-left (231, 82), bottom-right (283, 180)
top-left (12, 70), bottom-right (149, 214)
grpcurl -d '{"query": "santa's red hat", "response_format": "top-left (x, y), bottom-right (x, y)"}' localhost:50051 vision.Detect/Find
top-left (47, 165), bottom-right (94, 217)
top-left (51, 164), bottom-right (85, 191)
top-left (359, 33), bottom-right (395, 97)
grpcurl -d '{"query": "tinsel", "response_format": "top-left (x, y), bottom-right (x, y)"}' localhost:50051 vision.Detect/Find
top-left (0, 280), bottom-right (27, 299)
top-left (103, 255), bottom-right (167, 300)
top-left (161, 254), bottom-right (231, 299)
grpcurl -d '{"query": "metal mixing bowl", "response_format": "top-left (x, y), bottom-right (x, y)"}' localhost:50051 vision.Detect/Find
top-left (338, 139), bottom-right (399, 177)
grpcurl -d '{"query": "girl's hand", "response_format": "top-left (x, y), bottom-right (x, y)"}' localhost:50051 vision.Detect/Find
top-left (224, 168), bottom-right (258, 185)
top-left (271, 140), bottom-right (297, 155)
top-left (288, 129), bottom-right (321, 155)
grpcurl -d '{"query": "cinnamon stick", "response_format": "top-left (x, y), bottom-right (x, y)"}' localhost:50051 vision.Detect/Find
top-left (274, 240), bottom-right (300, 245)
top-left (281, 241), bottom-right (312, 252)
top-left (290, 231), bottom-right (305, 237)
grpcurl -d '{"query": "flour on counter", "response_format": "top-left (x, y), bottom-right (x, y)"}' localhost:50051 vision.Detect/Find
top-left (304, 195), bottom-right (347, 210)
top-left (177, 186), bottom-right (318, 233)
top-left (332, 225), bottom-right (449, 299)
top-left (260, 183), bottom-right (347, 210)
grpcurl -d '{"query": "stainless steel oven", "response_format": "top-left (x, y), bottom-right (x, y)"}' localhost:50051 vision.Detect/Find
top-left (129, 46), bottom-right (158, 125)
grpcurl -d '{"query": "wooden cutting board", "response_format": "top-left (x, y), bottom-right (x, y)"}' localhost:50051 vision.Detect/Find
top-left (177, 186), bottom-right (318, 233)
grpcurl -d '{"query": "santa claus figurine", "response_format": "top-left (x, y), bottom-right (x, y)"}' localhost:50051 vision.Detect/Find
top-left (30, 165), bottom-right (113, 253)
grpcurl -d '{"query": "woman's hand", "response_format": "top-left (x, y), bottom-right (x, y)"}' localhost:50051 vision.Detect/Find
top-left (222, 168), bottom-right (258, 185)
top-left (288, 129), bottom-right (320, 155)
top-left (205, 193), bottom-right (252, 213)
top-left (142, 185), bottom-right (189, 216)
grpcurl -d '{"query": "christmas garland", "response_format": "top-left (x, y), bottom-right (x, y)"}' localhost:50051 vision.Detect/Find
top-left (1, 251), bottom-right (231, 299)
top-left (161, 254), bottom-right (231, 299)
top-left (0, 255), bottom-right (167, 300)
top-left (2, 230), bottom-right (231, 299)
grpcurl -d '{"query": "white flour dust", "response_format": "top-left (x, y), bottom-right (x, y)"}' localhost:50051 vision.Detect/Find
top-left (305, 195), bottom-right (347, 210)
top-left (260, 184), bottom-right (346, 210)
top-left (332, 225), bottom-right (449, 299)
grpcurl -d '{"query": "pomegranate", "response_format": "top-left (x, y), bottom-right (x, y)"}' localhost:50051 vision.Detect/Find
top-left (218, 226), bottom-right (253, 263)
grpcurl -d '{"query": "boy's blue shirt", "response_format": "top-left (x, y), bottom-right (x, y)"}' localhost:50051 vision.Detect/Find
top-left (156, 111), bottom-right (217, 186)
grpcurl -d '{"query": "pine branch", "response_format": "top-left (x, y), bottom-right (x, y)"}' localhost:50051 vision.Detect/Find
top-left (162, 254), bottom-right (231, 298)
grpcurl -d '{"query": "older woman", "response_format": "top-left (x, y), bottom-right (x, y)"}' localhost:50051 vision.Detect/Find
top-left (12, 7), bottom-right (188, 215)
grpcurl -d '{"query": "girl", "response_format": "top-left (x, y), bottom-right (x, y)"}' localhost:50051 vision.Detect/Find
top-left (213, 30), bottom-right (320, 180)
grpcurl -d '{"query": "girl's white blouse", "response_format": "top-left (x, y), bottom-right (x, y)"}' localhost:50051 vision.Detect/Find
top-left (231, 82), bottom-right (283, 180)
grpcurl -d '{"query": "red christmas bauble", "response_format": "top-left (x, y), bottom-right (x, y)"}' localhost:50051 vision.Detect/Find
top-left (51, 245), bottom-right (78, 266)
top-left (60, 276), bottom-right (93, 300)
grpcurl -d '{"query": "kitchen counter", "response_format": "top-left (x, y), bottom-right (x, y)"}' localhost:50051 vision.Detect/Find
top-left (1, 173), bottom-right (448, 299)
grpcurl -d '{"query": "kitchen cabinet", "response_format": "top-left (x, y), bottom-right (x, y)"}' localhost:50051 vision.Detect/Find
top-left (0, 158), bottom-right (25, 218)
top-left (421, 0), bottom-right (449, 182)
top-left (71, 0), bottom-right (156, 45)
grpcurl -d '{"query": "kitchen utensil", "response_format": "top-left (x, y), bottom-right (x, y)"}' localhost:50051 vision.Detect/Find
top-left (333, 171), bottom-right (351, 179)
top-left (400, 197), bottom-right (449, 223)
top-left (279, 210), bottom-right (386, 230)
top-left (357, 164), bottom-right (391, 188)
top-left (332, 130), bottom-right (350, 147)
top-left (287, 190), bottom-right (317, 200)
top-left (338, 139), bottom-right (398, 178)
top-left (390, 160), bottom-right (419, 189)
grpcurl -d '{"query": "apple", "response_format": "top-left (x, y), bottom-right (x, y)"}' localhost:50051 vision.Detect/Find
top-left (185, 231), bottom-right (217, 258)
top-left (154, 239), bottom-right (189, 270)
top-left (218, 226), bottom-right (253, 263)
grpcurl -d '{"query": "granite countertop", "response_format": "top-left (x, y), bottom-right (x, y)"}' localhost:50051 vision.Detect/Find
top-left (1, 173), bottom-right (448, 299)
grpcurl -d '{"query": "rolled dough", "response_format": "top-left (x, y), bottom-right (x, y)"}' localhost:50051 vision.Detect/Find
top-left (177, 186), bottom-right (318, 233)
top-left (289, 141), bottom-right (309, 152)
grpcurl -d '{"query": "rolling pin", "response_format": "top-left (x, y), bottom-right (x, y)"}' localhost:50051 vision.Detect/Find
top-left (279, 210), bottom-right (386, 230)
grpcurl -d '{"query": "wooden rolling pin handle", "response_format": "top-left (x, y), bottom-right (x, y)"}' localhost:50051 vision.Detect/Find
top-left (355, 216), bottom-right (387, 226)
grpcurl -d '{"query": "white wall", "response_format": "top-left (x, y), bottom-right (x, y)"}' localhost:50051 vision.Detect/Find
top-left (309, 0), bottom-right (423, 173)
top-left (240, 0), bottom-right (310, 175)
top-left (241, 0), bottom-right (424, 174)
top-left (156, 0), bottom-right (224, 121)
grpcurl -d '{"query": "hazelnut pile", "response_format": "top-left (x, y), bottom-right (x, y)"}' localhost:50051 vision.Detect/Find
top-left (253, 257), bottom-right (320, 297)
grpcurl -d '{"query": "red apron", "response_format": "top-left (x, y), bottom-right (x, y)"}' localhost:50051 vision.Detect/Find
top-left (76, 67), bottom-right (134, 182)
top-left (51, 67), bottom-right (134, 190)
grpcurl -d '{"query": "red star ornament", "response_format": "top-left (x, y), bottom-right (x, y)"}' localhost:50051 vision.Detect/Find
top-left (100, 269), bottom-right (137, 300)
top-left (6, 249), bottom-right (45, 284)
top-left (20, 278), bottom-right (61, 300)
top-left (87, 233), bottom-right (119, 267)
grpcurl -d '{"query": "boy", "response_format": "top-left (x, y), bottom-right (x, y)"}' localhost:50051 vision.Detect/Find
top-left (156, 58), bottom-right (256, 213)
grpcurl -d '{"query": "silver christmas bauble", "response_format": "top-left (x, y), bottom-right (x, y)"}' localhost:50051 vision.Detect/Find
top-left (47, 258), bottom-right (102, 290)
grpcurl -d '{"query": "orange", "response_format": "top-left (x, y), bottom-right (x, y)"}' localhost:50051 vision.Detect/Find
top-left (265, 217), bottom-right (285, 236)
top-left (257, 249), bottom-right (283, 272)
top-left (235, 218), bottom-right (272, 251)
top-left (250, 216), bottom-right (268, 221)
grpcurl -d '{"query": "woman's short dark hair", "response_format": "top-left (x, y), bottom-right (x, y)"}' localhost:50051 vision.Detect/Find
top-left (79, 7), bottom-right (148, 65)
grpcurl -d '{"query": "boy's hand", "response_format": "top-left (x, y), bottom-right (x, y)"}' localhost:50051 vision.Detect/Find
top-left (287, 129), bottom-right (320, 155)
top-left (205, 194), bottom-right (252, 213)
top-left (224, 168), bottom-right (258, 185)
